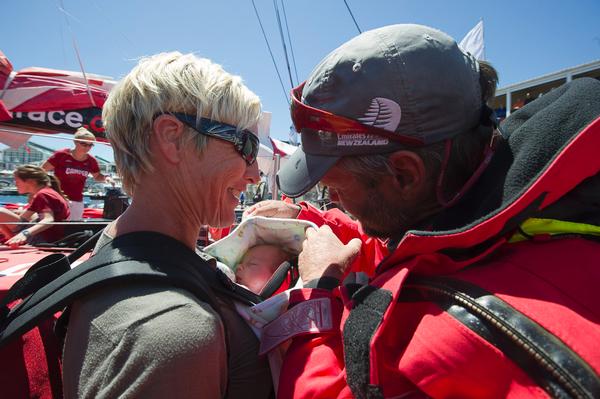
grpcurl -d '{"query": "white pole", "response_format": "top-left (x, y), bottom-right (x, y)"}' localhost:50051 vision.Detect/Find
top-left (272, 154), bottom-right (280, 200)
top-left (506, 91), bottom-right (512, 117)
top-left (481, 17), bottom-right (486, 61)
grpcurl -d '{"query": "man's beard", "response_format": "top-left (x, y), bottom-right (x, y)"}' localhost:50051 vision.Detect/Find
top-left (354, 185), bottom-right (410, 240)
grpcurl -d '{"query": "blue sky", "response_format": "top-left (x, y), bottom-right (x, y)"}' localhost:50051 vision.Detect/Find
top-left (2, 0), bottom-right (599, 161)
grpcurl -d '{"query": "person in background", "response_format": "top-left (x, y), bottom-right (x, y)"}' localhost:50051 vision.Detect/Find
top-left (252, 171), bottom-right (268, 203)
top-left (0, 165), bottom-right (69, 246)
top-left (62, 51), bottom-right (273, 399)
top-left (42, 127), bottom-right (110, 220)
top-left (246, 24), bottom-right (600, 398)
top-left (239, 190), bottom-right (246, 208)
top-left (259, 170), bottom-right (268, 185)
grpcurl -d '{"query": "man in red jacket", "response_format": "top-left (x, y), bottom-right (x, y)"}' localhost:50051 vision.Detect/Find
top-left (246, 24), bottom-right (600, 398)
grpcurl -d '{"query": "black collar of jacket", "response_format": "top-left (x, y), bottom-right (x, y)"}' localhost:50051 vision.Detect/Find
top-left (384, 78), bottom-right (600, 263)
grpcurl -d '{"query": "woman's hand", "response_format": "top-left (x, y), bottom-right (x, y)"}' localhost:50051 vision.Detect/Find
top-left (8, 211), bottom-right (55, 247)
top-left (6, 231), bottom-right (28, 247)
top-left (243, 200), bottom-right (302, 220)
top-left (298, 225), bottom-right (362, 282)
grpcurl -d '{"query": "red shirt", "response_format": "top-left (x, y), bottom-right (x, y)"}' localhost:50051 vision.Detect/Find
top-left (47, 148), bottom-right (100, 202)
top-left (26, 187), bottom-right (70, 243)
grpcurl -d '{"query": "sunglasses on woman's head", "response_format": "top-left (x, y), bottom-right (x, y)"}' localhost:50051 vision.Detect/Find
top-left (160, 112), bottom-right (259, 165)
top-left (77, 141), bottom-right (94, 148)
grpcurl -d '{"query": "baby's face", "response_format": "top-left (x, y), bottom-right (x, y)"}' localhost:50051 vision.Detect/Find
top-left (235, 244), bottom-right (290, 294)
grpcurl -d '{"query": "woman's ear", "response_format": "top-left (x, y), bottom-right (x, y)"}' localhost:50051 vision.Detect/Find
top-left (152, 115), bottom-right (186, 164)
top-left (387, 150), bottom-right (426, 199)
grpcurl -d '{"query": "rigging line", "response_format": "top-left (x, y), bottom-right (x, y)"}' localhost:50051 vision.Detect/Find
top-left (250, 0), bottom-right (290, 105)
top-left (0, 127), bottom-right (112, 147)
top-left (88, 0), bottom-right (137, 55)
top-left (56, 3), bottom-right (84, 24)
top-left (71, 39), bottom-right (97, 107)
top-left (56, 0), bottom-right (98, 108)
top-left (342, 0), bottom-right (362, 34)
top-left (58, 15), bottom-right (68, 66)
top-left (273, 0), bottom-right (295, 89)
top-left (280, 0), bottom-right (300, 84)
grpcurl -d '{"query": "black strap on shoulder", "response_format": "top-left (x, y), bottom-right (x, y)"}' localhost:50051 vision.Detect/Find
top-left (343, 284), bottom-right (391, 399)
top-left (258, 258), bottom-right (299, 299)
top-left (34, 230), bottom-right (95, 248)
top-left (0, 229), bottom-right (103, 316)
top-left (400, 275), bottom-right (600, 399)
top-left (0, 253), bottom-right (70, 319)
top-left (66, 229), bottom-right (104, 263)
top-left (0, 231), bottom-right (261, 348)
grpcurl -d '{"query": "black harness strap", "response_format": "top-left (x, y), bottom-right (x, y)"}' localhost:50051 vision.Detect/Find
top-left (343, 275), bottom-right (600, 399)
top-left (0, 231), bottom-right (273, 399)
top-left (259, 258), bottom-right (299, 299)
top-left (343, 284), bottom-right (391, 399)
top-left (0, 229), bottom-right (103, 320)
top-left (0, 231), bottom-right (261, 347)
top-left (400, 275), bottom-right (600, 399)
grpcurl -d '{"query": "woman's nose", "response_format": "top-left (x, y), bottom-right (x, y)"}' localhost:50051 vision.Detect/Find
top-left (246, 161), bottom-right (260, 184)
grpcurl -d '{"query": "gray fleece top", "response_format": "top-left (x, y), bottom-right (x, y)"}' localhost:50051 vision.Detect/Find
top-left (62, 230), bottom-right (272, 399)
top-left (62, 283), bottom-right (227, 398)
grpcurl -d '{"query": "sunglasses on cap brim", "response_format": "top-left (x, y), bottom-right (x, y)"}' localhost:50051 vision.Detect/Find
top-left (159, 112), bottom-right (260, 165)
top-left (290, 82), bottom-right (426, 153)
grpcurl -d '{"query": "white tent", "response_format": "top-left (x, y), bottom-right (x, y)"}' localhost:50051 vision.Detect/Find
top-left (254, 112), bottom-right (298, 198)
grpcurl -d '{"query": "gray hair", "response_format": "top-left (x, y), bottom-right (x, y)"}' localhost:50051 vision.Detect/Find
top-left (103, 52), bottom-right (261, 194)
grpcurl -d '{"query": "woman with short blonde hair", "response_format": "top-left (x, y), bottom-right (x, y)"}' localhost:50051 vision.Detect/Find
top-left (62, 52), bottom-right (272, 399)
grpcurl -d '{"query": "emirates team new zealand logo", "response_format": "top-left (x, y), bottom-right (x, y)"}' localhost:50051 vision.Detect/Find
top-left (317, 130), bottom-right (338, 147)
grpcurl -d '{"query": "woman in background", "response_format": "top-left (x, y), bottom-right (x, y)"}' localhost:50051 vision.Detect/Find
top-left (0, 165), bottom-right (70, 246)
top-left (42, 127), bottom-right (110, 220)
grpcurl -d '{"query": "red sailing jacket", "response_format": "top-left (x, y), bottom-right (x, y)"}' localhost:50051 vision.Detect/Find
top-left (296, 203), bottom-right (388, 278)
top-left (271, 78), bottom-right (600, 398)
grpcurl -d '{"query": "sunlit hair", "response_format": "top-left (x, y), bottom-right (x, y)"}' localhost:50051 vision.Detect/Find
top-left (73, 127), bottom-right (96, 142)
top-left (14, 164), bottom-right (67, 200)
top-left (102, 51), bottom-right (262, 195)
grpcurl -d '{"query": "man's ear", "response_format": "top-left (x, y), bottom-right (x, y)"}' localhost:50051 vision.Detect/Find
top-left (152, 114), bottom-right (186, 164)
top-left (387, 150), bottom-right (426, 198)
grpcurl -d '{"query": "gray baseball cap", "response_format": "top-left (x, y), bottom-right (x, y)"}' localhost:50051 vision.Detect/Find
top-left (277, 24), bottom-right (483, 198)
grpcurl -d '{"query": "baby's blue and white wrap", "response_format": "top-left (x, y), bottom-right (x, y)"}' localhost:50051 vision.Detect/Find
top-left (204, 216), bottom-right (317, 273)
top-left (204, 216), bottom-right (318, 392)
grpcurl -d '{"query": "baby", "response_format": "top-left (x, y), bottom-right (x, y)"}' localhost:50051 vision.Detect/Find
top-left (204, 216), bottom-right (317, 296)
top-left (235, 244), bottom-right (293, 294)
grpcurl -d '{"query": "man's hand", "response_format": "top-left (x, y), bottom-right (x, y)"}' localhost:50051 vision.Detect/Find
top-left (243, 200), bottom-right (301, 219)
top-left (299, 225), bottom-right (362, 282)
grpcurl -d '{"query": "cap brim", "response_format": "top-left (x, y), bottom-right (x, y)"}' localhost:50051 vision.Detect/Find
top-left (276, 145), bottom-right (340, 198)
